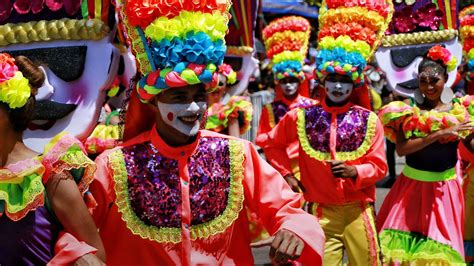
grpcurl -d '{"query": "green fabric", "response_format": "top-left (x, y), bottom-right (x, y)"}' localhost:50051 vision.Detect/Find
top-left (0, 172), bottom-right (44, 214)
top-left (402, 165), bottom-right (456, 182)
top-left (380, 229), bottom-right (465, 264)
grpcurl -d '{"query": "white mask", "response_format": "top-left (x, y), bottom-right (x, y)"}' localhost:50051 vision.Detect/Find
top-left (157, 101), bottom-right (207, 137)
top-left (280, 82), bottom-right (299, 97)
top-left (325, 80), bottom-right (354, 103)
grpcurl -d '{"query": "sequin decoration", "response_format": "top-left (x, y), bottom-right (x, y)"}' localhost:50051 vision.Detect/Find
top-left (189, 137), bottom-right (231, 225)
top-left (305, 106), bottom-right (331, 153)
top-left (123, 142), bottom-right (182, 228)
top-left (297, 98), bottom-right (315, 108)
top-left (336, 108), bottom-right (370, 151)
top-left (305, 106), bottom-right (370, 152)
top-left (272, 101), bottom-right (290, 124)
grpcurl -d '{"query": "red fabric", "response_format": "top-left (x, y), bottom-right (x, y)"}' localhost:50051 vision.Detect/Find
top-left (259, 102), bottom-right (387, 204)
top-left (48, 232), bottom-right (97, 266)
top-left (90, 129), bottom-right (325, 265)
top-left (123, 89), bottom-right (156, 141)
top-left (256, 95), bottom-right (316, 169)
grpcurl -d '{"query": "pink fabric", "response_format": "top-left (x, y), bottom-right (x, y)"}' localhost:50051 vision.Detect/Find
top-left (48, 232), bottom-right (97, 266)
top-left (90, 129), bottom-right (325, 265)
top-left (377, 173), bottom-right (465, 257)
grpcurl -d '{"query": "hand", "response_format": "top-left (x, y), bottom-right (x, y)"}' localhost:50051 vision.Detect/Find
top-left (73, 254), bottom-right (105, 266)
top-left (438, 121), bottom-right (474, 139)
top-left (329, 160), bottom-right (357, 179)
top-left (283, 174), bottom-right (304, 193)
top-left (269, 229), bottom-right (305, 264)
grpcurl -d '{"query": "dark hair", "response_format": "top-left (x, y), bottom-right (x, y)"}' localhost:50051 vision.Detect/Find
top-left (418, 58), bottom-right (448, 77)
top-left (0, 55), bottom-right (44, 132)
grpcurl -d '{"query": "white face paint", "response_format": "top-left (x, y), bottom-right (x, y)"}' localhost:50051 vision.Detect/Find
top-left (280, 82), bottom-right (299, 97)
top-left (325, 80), bottom-right (354, 103)
top-left (157, 101), bottom-right (207, 137)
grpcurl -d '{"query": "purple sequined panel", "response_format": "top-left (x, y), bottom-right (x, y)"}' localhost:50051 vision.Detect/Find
top-left (189, 137), bottom-right (231, 225)
top-left (305, 106), bottom-right (331, 153)
top-left (335, 108), bottom-right (370, 151)
top-left (272, 101), bottom-right (290, 124)
top-left (123, 142), bottom-right (182, 228)
top-left (305, 106), bottom-right (370, 152)
top-left (298, 98), bottom-right (314, 108)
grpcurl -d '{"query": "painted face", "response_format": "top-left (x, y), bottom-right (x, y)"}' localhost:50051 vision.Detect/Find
top-left (280, 82), bottom-right (299, 97)
top-left (208, 74), bottom-right (227, 105)
top-left (324, 75), bottom-right (354, 103)
top-left (157, 101), bottom-right (207, 136)
top-left (4, 37), bottom-right (120, 152)
top-left (418, 67), bottom-right (446, 102)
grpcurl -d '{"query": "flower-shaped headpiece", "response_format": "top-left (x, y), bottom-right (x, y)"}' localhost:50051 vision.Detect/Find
top-left (426, 45), bottom-right (457, 73)
top-left (218, 63), bottom-right (237, 85)
top-left (316, 0), bottom-right (393, 86)
top-left (116, 0), bottom-right (232, 103)
top-left (0, 53), bottom-right (31, 109)
top-left (262, 16), bottom-right (311, 81)
top-left (460, 6), bottom-right (474, 81)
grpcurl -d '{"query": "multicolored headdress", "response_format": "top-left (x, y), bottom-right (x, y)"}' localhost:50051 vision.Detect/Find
top-left (316, 0), bottom-right (393, 87)
top-left (375, 0), bottom-right (461, 98)
top-left (425, 45), bottom-right (457, 72)
top-left (460, 6), bottom-right (474, 81)
top-left (218, 63), bottom-right (237, 85)
top-left (0, 53), bottom-right (30, 109)
top-left (262, 16), bottom-right (311, 81)
top-left (115, 0), bottom-right (232, 103)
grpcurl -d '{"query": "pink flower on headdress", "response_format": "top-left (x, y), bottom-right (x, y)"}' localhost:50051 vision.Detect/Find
top-left (13, 0), bottom-right (81, 15)
top-left (0, 54), bottom-right (18, 84)
top-left (413, 3), bottom-right (444, 31)
top-left (393, 3), bottom-right (443, 34)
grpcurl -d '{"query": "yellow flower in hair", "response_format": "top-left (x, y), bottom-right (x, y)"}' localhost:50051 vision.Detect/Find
top-left (0, 72), bottom-right (31, 109)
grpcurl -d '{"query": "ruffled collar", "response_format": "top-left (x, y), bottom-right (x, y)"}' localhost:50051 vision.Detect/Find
top-left (150, 125), bottom-right (201, 159)
top-left (0, 157), bottom-right (46, 221)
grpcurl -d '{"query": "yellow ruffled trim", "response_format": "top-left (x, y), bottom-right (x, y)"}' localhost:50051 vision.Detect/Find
top-left (265, 104), bottom-right (276, 129)
top-left (319, 35), bottom-right (371, 59)
top-left (190, 139), bottom-right (244, 239)
top-left (110, 139), bottom-right (245, 243)
top-left (0, 19), bottom-right (109, 47)
top-left (110, 149), bottom-right (183, 243)
top-left (272, 51), bottom-right (305, 64)
top-left (297, 108), bottom-right (377, 161)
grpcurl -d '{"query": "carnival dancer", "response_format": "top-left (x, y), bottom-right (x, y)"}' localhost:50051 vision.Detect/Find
top-left (256, 16), bottom-right (317, 189)
top-left (88, 1), bottom-right (325, 265)
top-left (0, 53), bottom-right (105, 265)
top-left (377, 45), bottom-right (474, 265)
top-left (258, 0), bottom-right (393, 264)
top-left (205, 63), bottom-right (253, 137)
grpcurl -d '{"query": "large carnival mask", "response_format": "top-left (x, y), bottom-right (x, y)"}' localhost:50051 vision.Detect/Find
top-left (0, 1), bottom-right (119, 152)
top-left (375, 0), bottom-right (461, 98)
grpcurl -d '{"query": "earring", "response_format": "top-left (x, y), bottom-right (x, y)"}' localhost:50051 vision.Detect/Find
top-left (440, 86), bottom-right (454, 104)
top-left (414, 88), bottom-right (424, 104)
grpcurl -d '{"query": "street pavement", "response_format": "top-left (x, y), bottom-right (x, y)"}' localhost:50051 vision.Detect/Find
top-left (252, 155), bottom-right (404, 264)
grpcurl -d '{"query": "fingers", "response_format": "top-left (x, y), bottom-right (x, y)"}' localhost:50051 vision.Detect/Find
top-left (270, 232), bottom-right (284, 259)
top-left (251, 236), bottom-right (275, 248)
top-left (270, 230), bottom-right (304, 263)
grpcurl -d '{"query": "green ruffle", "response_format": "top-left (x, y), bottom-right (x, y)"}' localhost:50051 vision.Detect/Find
top-left (380, 229), bottom-right (465, 265)
top-left (0, 160), bottom-right (45, 221)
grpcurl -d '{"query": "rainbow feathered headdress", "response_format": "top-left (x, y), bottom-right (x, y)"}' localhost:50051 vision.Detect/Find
top-left (316, 0), bottom-right (393, 86)
top-left (262, 16), bottom-right (311, 81)
top-left (460, 6), bottom-right (474, 81)
top-left (115, 0), bottom-right (232, 102)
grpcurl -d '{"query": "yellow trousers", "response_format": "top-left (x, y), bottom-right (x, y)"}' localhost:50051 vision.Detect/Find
top-left (311, 202), bottom-right (381, 266)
